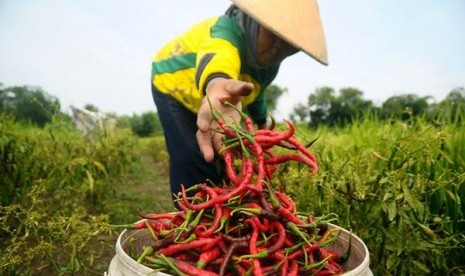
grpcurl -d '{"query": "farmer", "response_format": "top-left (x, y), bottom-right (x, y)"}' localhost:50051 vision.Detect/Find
top-left (151, 0), bottom-right (328, 203)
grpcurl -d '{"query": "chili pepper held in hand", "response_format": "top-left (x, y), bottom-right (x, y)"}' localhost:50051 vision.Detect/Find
top-left (181, 184), bottom-right (249, 211)
top-left (286, 136), bottom-right (318, 163)
top-left (254, 119), bottom-right (295, 145)
top-left (216, 118), bottom-right (238, 139)
top-left (265, 153), bottom-right (318, 175)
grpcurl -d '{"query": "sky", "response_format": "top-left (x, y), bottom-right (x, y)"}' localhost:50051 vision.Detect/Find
top-left (1, 0), bottom-right (464, 119)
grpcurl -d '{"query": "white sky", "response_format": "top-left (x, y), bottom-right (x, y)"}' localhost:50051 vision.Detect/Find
top-left (1, 0), bottom-right (464, 119)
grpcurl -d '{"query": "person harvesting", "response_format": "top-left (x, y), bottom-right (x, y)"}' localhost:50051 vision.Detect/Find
top-left (151, 0), bottom-right (328, 203)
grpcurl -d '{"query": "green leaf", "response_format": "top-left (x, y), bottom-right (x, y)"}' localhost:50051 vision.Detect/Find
top-left (86, 170), bottom-right (94, 195)
top-left (403, 185), bottom-right (424, 217)
top-left (411, 260), bottom-right (431, 274)
top-left (445, 190), bottom-right (459, 220)
top-left (383, 192), bottom-right (393, 202)
top-left (388, 201), bottom-right (397, 221)
top-left (429, 188), bottom-right (444, 215)
top-left (458, 181), bottom-right (465, 217)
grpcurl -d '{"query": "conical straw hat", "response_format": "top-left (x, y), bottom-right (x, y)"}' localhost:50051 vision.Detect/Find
top-left (231, 0), bottom-right (328, 65)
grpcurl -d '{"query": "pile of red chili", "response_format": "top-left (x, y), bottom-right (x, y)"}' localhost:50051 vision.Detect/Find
top-left (122, 112), bottom-right (350, 276)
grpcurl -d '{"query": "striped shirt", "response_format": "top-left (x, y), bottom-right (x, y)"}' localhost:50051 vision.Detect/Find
top-left (151, 15), bottom-right (280, 124)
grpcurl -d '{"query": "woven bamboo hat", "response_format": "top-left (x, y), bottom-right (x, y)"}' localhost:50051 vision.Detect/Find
top-left (231, 0), bottom-right (328, 65)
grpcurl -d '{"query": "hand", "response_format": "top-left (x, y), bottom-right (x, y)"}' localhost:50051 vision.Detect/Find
top-left (196, 78), bottom-right (254, 162)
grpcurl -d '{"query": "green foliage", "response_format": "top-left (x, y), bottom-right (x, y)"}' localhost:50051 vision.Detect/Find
top-left (2, 101), bottom-right (465, 274)
top-left (0, 185), bottom-right (113, 275)
top-left (0, 85), bottom-right (61, 127)
top-left (0, 114), bottom-right (139, 207)
top-left (291, 103), bottom-right (308, 122)
top-left (306, 86), bottom-right (373, 127)
top-left (295, 85), bottom-right (465, 129)
top-left (381, 94), bottom-right (430, 120)
top-left (277, 114), bottom-right (465, 275)
top-left (432, 86), bottom-right (465, 123)
top-left (130, 111), bottom-right (162, 137)
top-left (0, 114), bottom-right (144, 274)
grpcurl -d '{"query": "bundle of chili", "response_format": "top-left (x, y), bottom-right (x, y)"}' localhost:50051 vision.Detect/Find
top-left (119, 110), bottom-right (349, 275)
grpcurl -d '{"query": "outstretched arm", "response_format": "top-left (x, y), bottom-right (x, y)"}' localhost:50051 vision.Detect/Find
top-left (196, 78), bottom-right (254, 162)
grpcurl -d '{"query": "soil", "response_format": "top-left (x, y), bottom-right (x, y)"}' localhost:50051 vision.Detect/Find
top-left (82, 150), bottom-right (173, 275)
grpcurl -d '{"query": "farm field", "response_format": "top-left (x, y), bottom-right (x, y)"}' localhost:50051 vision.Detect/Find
top-left (1, 114), bottom-right (464, 275)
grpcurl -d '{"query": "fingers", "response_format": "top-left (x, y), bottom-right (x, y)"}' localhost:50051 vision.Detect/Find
top-left (196, 78), bottom-right (254, 162)
top-left (196, 129), bottom-right (214, 163)
top-left (224, 80), bottom-right (254, 99)
top-left (196, 95), bottom-right (215, 162)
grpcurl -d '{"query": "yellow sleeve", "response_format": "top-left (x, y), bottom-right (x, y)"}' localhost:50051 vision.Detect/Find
top-left (195, 38), bottom-right (241, 94)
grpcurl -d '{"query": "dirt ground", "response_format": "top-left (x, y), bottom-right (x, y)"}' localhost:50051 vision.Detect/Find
top-left (89, 150), bottom-right (174, 275)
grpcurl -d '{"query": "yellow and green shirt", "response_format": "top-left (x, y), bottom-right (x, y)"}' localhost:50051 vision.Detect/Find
top-left (151, 15), bottom-right (280, 125)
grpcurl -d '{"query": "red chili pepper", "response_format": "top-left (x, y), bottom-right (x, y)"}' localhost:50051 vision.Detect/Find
top-left (132, 219), bottom-right (149, 229)
top-left (276, 191), bottom-right (296, 212)
top-left (245, 218), bottom-right (264, 276)
top-left (239, 157), bottom-right (254, 185)
top-left (283, 234), bottom-right (295, 247)
top-left (277, 206), bottom-right (305, 225)
top-left (137, 210), bottom-right (180, 220)
top-left (315, 269), bottom-right (340, 276)
top-left (149, 234), bottom-right (176, 252)
top-left (220, 233), bottom-right (251, 243)
top-left (239, 220), bottom-right (285, 260)
top-left (244, 116), bottom-right (255, 133)
top-left (252, 216), bottom-right (270, 232)
top-left (279, 259), bottom-right (289, 276)
top-left (325, 258), bottom-right (343, 273)
top-left (172, 258), bottom-right (220, 276)
top-left (264, 153), bottom-right (318, 174)
top-left (158, 236), bottom-right (221, 256)
top-left (224, 149), bottom-right (241, 185)
top-left (214, 207), bottom-right (231, 234)
top-left (233, 263), bottom-right (248, 275)
top-left (181, 184), bottom-right (249, 211)
top-left (174, 252), bottom-right (197, 262)
top-left (247, 141), bottom-right (265, 192)
top-left (217, 118), bottom-right (237, 138)
top-left (197, 246), bottom-right (221, 268)
top-left (231, 207), bottom-right (281, 221)
top-left (254, 119), bottom-right (295, 145)
top-left (286, 136), bottom-right (317, 163)
top-left (219, 241), bottom-right (249, 275)
top-left (284, 260), bottom-right (297, 276)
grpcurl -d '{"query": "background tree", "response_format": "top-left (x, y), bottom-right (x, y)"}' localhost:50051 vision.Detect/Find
top-left (436, 86), bottom-right (465, 122)
top-left (305, 86), bottom-right (373, 127)
top-left (84, 103), bottom-right (99, 113)
top-left (265, 84), bottom-right (287, 114)
top-left (329, 87), bottom-right (373, 125)
top-left (130, 111), bottom-right (162, 137)
top-left (307, 86), bottom-right (336, 127)
top-left (115, 114), bottom-right (132, 129)
top-left (382, 94), bottom-right (430, 120)
top-left (291, 103), bottom-right (309, 123)
top-left (0, 85), bottom-right (60, 127)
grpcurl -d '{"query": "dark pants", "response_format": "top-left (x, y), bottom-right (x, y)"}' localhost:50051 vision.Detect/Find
top-left (151, 84), bottom-right (224, 204)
